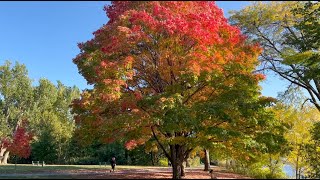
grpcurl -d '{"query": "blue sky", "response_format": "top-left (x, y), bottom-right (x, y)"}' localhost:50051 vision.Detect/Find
top-left (0, 1), bottom-right (288, 98)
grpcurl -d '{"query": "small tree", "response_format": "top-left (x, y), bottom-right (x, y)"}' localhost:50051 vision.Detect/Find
top-left (3, 120), bottom-right (33, 165)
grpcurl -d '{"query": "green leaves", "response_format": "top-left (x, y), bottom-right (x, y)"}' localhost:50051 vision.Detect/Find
top-left (230, 1), bottom-right (320, 111)
top-left (282, 51), bottom-right (317, 65)
top-left (0, 60), bottom-right (80, 164)
top-left (0, 61), bottom-right (34, 140)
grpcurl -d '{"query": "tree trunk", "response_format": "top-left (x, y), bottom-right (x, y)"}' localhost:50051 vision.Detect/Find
top-left (0, 147), bottom-right (6, 164)
top-left (181, 163), bottom-right (185, 177)
top-left (172, 161), bottom-right (182, 179)
top-left (151, 127), bottom-right (192, 179)
top-left (0, 147), bottom-right (6, 157)
top-left (150, 152), bottom-right (155, 166)
top-left (2, 151), bottom-right (10, 164)
top-left (225, 159), bottom-right (230, 169)
top-left (296, 150), bottom-right (299, 179)
top-left (204, 149), bottom-right (210, 171)
top-left (230, 160), bottom-right (236, 170)
top-left (186, 158), bottom-right (190, 167)
top-left (0, 149), bottom-right (4, 164)
top-left (171, 145), bottom-right (184, 179)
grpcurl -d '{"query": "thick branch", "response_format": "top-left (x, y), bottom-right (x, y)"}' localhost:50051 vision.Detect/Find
top-left (314, 79), bottom-right (320, 97)
top-left (183, 148), bottom-right (193, 161)
top-left (151, 126), bottom-right (172, 162)
top-left (183, 84), bottom-right (207, 104)
top-left (305, 88), bottom-right (320, 111)
top-left (254, 24), bottom-right (282, 54)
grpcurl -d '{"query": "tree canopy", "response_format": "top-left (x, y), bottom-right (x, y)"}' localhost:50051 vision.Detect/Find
top-left (72, 1), bottom-right (286, 178)
top-left (0, 60), bottom-right (80, 165)
top-left (230, 1), bottom-right (320, 111)
top-left (0, 61), bottom-right (34, 164)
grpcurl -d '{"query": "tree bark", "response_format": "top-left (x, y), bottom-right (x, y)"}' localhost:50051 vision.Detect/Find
top-left (181, 163), bottom-right (185, 177)
top-left (2, 151), bottom-right (10, 164)
top-left (171, 145), bottom-right (184, 179)
top-left (186, 158), bottom-right (190, 167)
top-left (0, 148), bottom-right (4, 164)
top-left (0, 148), bottom-right (7, 164)
top-left (296, 155), bottom-right (299, 179)
top-left (204, 149), bottom-right (210, 171)
top-left (150, 152), bottom-right (155, 166)
top-left (151, 127), bottom-right (191, 179)
top-left (296, 144), bottom-right (300, 179)
top-left (172, 163), bottom-right (182, 179)
top-left (0, 147), bottom-right (6, 157)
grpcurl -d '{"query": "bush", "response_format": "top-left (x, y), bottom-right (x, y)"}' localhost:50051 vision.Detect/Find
top-left (188, 156), bottom-right (201, 167)
top-left (228, 161), bottom-right (286, 179)
top-left (158, 157), bottom-right (169, 167)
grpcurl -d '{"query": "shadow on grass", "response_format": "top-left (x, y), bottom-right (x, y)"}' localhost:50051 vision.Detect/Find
top-left (0, 164), bottom-right (106, 174)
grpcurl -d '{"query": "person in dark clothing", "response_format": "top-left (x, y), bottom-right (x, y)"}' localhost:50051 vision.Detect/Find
top-left (110, 157), bottom-right (116, 172)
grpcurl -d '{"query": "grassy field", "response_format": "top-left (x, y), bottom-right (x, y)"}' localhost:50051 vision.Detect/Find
top-left (0, 164), bottom-right (171, 173)
top-left (0, 164), bottom-right (102, 173)
top-left (0, 164), bottom-right (251, 179)
top-left (0, 164), bottom-right (172, 179)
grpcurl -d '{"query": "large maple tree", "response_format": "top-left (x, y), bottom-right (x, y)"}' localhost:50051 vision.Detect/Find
top-left (72, 1), bottom-right (283, 178)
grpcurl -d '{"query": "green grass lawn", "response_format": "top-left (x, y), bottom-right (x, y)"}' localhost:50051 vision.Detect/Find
top-left (0, 164), bottom-right (173, 179)
top-left (0, 164), bottom-right (101, 173)
top-left (0, 164), bottom-right (171, 174)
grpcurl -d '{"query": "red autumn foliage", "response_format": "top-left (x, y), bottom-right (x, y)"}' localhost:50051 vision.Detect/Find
top-left (72, 1), bottom-right (263, 149)
top-left (7, 120), bottom-right (33, 159)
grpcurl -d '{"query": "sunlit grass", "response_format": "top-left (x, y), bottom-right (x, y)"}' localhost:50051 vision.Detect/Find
top-left (0, 164), bottom-right (172, 174)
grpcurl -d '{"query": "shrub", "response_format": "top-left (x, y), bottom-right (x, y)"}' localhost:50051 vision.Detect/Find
top-left (158, 157), bottom-right (169, 167)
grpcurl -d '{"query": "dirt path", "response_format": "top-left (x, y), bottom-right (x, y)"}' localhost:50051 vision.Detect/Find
top-left (0, 166), bottom-right (251, 179)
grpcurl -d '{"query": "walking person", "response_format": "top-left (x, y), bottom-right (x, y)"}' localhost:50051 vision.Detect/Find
top-left (110, 157), bottom-right (116, 172)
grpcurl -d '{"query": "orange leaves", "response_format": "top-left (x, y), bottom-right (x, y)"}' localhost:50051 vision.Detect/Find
top-left (99, 60), bottom-right (117, 69)
top-left (124, 56), bottom-right (134, 65)
top-left (125, 138), bottom-right (146, 150)
top-left (189, 60), bottom-right (201, 76)
top-left (72, 1), bottom-right (265, 152)
top-left (117, 26), bottom-right (132, 35)
top-left (125, 139), bottom-right (138, 150)
top-left (103, 78), bottom-right (112, 84)
top-left (255, 73), bottom-right (266, 81)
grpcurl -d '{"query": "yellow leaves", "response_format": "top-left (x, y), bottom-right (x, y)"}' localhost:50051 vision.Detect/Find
top-left (188, 149), bottom-right (198, 158)
top-left (304, 21), bottom-right (313, 26)
top-left (230, 1), bottom-right (300, 30)
top-left (274, 104), bottom-right (320, 168)
top-left (158, 96), bottom-right (177, 110)
top-left (282, 51), bottom-right (314, 65)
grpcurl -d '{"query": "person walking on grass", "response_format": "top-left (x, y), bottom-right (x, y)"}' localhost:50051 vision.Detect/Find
top-left (110, 157), bottom-right (116, 172)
